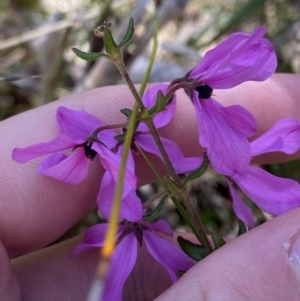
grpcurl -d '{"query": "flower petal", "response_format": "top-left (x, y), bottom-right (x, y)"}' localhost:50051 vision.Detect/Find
top-left (194, 96), bottom-right (252, 175)
top-left (227, 179), bottom-right (254, 229)
top-left (56, 106), bottom-right (104, 142)
top-left (12, 135), bottom-right (75, 163)
top-left (71, 224), bottom-right (125, 257)
top-left (221, 104), bottom-right (257, 137)
top-left (98, 172), bottom-right (143, 222)
top-left (135, 134), bottom-right (202, 174)
top-left (143, 231), bottom-right (194, 282)
top-left (102, 234), bottom-right (138, 301)
top-left (233, 166), bottom-right (300, 215)
top-left (93, 143), bottom-right (137, 195)
top-left (138, 84), bottom-right (176, 131)
top-left (147, 219), bottom-right (173, 237)
top-left (250, 118), bottom-right (300, 157)
top-left (190, 27), bottom-right (277, 88)
top-left (71, 223), bottom-right (109, 256)
top-left (39, 148), bottom-right (89, 184)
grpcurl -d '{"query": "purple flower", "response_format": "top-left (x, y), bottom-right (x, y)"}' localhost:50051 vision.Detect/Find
top-left (96, 145), bottom-right (142, 222)
top-left (135, 84), bottom-right (203, 174)
top-left (189, 27), bottom-right (277, 88)
top-left (193, 92), bottom-right (256, 175)
top-left (229, 118), bottom-right (300, 228)
top-left (187, 27), bottom-right (276, 176)
top-left (12, 107), bottom-right (136, 189)
top-left (72, 219), bottom-right (194, 301)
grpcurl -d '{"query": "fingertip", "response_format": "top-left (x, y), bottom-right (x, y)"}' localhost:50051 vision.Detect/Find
top-left (156, 208), bottom-right (300, 301)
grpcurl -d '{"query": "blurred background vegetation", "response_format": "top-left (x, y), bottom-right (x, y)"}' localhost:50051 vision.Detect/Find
top-left (1, 0), bottom-right (300, 241)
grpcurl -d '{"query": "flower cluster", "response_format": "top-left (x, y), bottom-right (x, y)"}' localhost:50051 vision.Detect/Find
top-left (12, 26), bottom-right (300, 300)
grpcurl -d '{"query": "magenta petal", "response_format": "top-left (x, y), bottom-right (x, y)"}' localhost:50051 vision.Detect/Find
top-left (98, 129), bottom-right (118, 150)
top-left (143, 231), bottom-right (194, 282)
top-left (194, 96), bottom-right (251, 175)
top-left (39, 148), bottom-right (89, 184)
top-left (102, 234), bottom-right (138, 301)
top-left (135, 134), bottom-right (202, 174)
top-left (121, 190), bottom-right (143, 222)
top-left (93, 144), bottom-right (137, 195)
top-left (97, 172), bottom-right (115, 220)
top-left (71, 224), bottom-right (125, 257)
top-left (12, 135), bottom-right (75, 163)
top-left (56, 106), bottom-right (104, 142)
top-left (227, 179), bottom-right (254, 229)
top-left (147, 219), bottom-right (173, 237)
top-left (138, 83), bottom-right (176, 132)
top-left (190, 27), bottom-right (277, 88)
top-left (221, 104), bottom-right (256, 137)
top-left (250, 118), bottom-right (300, 157)
top-left (233, 166), bottom-right (300, 215)
top-left (98, 172), bottom-right (142, 222)
top-left (71, 223), bottom-right (109, 256)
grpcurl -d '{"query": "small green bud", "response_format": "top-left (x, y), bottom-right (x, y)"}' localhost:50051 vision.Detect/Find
top-left (94, 21), bottom-right (121, 61)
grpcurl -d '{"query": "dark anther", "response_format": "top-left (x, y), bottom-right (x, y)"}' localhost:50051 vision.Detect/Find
top-left (195, 84), bottom-right (213, 99)
top-left (117, 222), bottom-right (151, 247)
top-left (84, 143), bottom-right (97, 160)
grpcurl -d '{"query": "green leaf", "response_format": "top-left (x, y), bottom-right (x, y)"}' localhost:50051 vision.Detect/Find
top-left (119, 17), bottom-right (135, 48)
top-left (238, 220), bottom-right (247, 236)
top-left (148, 90), bottom-right (166, 116)
top-left (210, 229), bottom-right (226, 250)
top-left (72, 48), bottom-right (108, 61)
top-left (120, 108), bottom-right (133, 117)
top-left (143, 195), bottom-right (167, 222)
top-left (177, 236), bottom-right (209, 261)
top-left (185, 152), bottom-right (209, 183)
top-left (114, 133), bottom-right (125, 142)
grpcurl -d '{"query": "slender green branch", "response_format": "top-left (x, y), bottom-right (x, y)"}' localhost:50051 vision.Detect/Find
top-left (179, 192), bottom-right (213, 253)
top-left (143, 189), bottom-right (166, 209)
top-left (139, 15), bottom-right (159, 97)
top-left (134, 142), bottom-right (164, 185)
top-left (145, 119), bottom-right (181, 186)
top-left (100, 104), bottom-right (139, 262)
top-left (117, 63), bottom-right (145, 109)
top-left (90, 121), bottom-right (129, 139)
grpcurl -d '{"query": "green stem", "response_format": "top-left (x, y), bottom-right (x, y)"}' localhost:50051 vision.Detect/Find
top-left (134, 142), bottom-right (164, 184)
top-left (145, 119), bottom-right (181, 186)
top-left (138, 15), bottom-right (159, 97)
top-left (143, 190), bottom-right (166, 209)
top-left (101, 104), bottom-right (139, 256)
top-left (179, 192), bottom-right (213, 253)
top-left (117, 62), bottom-right (145, 109)
top-left (91, 121), bottom-right (129, 139)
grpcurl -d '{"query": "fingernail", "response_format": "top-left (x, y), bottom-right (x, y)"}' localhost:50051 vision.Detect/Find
top-left (285, 231), bottom-right (300, 283)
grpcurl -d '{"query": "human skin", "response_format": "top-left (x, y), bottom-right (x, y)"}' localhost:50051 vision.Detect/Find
top-left (1, 73), bottom-right (300, 300)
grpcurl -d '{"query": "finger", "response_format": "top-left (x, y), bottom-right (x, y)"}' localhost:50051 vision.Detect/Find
top-left (156, 207), bottom-right (300, 301)
top-left (10, 236), bottom-right (172, 301)
top-left (2, 73), bottom-right (300, 256)
top-left (0, 241), bottom-right (21, 301)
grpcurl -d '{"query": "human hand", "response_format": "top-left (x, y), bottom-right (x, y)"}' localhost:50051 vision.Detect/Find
top-left (1, 73), bottom-right (300, 300)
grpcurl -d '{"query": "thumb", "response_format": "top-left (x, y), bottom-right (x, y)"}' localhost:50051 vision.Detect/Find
top-left (0, 241), bottom-right (21, 301)
top-left (156, 207), bottom-right (300, 301)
